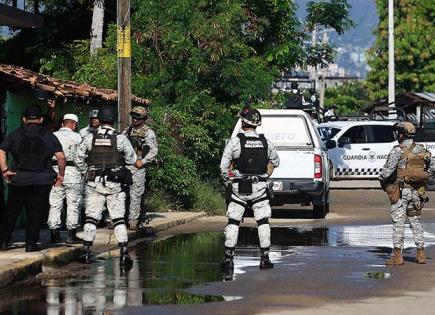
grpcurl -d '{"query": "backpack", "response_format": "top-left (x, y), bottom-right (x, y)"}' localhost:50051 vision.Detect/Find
top-left (397, 143), bottom-right (431, 185)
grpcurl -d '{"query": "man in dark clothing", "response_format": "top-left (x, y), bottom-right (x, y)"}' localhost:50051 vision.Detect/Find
top-left (0, 105), bottom-right (66, 252)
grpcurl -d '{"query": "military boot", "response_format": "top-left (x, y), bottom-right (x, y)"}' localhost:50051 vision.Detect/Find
top-left (119, 243), bottom-right (133, 271)
top-left (416, 248), bottom-right (427, 264)
top-left (385, 248), bottom-right (404, 266)
top-left (65, 229), bottom-right (81, 244)
top-left (260, 248), bottom-right (274, 269)
top-left (79, 242), bottom-right (93, 264)
top-left (222, 247), bottom-right (235, 274)
top-left (50, 229), bottom-right (61, 244)
top-left (0, 240), bottom-right (10, 251)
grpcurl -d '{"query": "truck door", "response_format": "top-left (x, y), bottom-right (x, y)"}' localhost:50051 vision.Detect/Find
top-left (330, 125), bottom-right (374, 178)
top-left (366, 124), bottom-right (397, 177)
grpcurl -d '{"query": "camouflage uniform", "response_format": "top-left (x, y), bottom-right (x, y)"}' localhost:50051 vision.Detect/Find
top-left (379, 139), bottom-right (435, 250)
top-left (123, 124), bottom-right (158, 226)
top-left (220, 130), bottom-right (280, 250)
top-left (48, 127), bottom-right (83, 230)
top-left (75, 126), bottom-right (137, 245)
top-left (79, 125), bottom-right (96, 138)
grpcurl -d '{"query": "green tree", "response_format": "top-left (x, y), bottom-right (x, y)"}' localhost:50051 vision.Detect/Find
top-left (1, 0), bottom-right (354, 210)
top-left (324, 81), bottom-right (368, 115)
top-left (366, 0), bottom-right (435, 101)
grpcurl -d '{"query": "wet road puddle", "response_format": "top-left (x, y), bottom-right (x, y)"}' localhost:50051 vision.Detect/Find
top-left (2, 223), bottom-right (435, 313)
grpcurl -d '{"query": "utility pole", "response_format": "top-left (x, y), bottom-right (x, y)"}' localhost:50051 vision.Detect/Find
top-left (388, 0), bottom-right (396, 119)
top-left (311, 27), bottom-right (319, 91)
top-left (117, 0), bottom-right (131, 131)
top-left (318, 29), bottom-right (330, 113)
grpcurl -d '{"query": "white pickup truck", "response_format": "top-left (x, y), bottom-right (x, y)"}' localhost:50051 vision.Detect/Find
top-left (317, 120), bottom-right (435, 189)
top-left (231, 109), bottom-right (330, 218)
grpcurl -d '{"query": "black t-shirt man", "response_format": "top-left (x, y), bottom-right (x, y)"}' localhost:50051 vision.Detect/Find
top-left (0, 105), bottom-right (66, 252)
top-left (0, 124), bottom-right (63, 186)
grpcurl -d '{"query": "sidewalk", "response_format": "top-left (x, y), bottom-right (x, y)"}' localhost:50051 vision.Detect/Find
top-left (0, 211), bottom-right (206, 288)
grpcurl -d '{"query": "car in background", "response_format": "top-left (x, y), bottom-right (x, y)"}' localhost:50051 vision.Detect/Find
top-left (317, 121), bottom-right (396, 180)
top-left (317, 120), bottom-right (435, 189)
top-left (231, 109), bottom-right (330, 218)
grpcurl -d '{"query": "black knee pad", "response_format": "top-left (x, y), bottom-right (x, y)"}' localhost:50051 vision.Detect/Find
top-left (256, 217), bottom-right (269, 226)
top-left (85, 216), bottom-right (99, 226)
top-left (228, 218), bottom-right (241, 226)
top-left (112, 217), bottom-right (126, 227)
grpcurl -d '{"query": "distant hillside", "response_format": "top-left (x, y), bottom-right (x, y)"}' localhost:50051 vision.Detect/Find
top-left (296, 0), bottom-right (378, 77)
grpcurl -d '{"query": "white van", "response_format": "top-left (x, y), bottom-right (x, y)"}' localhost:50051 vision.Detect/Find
top-left (231, 109), bottom-right (330, 218)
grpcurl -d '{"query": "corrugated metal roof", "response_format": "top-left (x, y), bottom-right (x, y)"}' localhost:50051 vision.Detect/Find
top-left (0, 4), bottom-right (43, 28)
top-left (414, 92), bottom-right (435, 102)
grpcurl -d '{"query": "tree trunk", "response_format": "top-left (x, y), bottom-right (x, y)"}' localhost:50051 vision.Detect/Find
top-left (90, 0), bottom-right (105, 54)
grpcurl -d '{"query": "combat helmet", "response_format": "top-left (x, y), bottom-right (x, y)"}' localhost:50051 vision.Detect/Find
top-left (97, 106), bottom-right (117, 124)
top-left (393, 121), bottom-right (416, 138)
top-left (238, 107), bottom-right (262, 127)
top-left (130, 106), bottom-right (148, 120)
top-left (89, 109), bottom-right (99, 119)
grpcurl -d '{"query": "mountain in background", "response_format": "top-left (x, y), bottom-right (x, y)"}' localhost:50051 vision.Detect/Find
top-left (297, 0), bottom-right (378, 77)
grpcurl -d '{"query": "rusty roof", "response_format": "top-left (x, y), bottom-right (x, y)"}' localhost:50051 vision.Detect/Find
top-left (0, 64), bottom-right (150, 106)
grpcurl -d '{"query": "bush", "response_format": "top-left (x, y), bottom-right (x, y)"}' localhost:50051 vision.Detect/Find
top-left (191, 179), bottom-right (226, 215)
top-left (143, 181), bottom-right (226, 216)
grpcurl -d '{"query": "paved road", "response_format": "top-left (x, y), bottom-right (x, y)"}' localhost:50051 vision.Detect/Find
top-left (3, 189), bottom-right (435, 314)
top-left (123, 189), bottom-right (435, 315)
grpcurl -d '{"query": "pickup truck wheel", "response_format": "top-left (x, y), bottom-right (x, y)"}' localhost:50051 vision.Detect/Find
top-left (313, 204), bottom-right (327, 219)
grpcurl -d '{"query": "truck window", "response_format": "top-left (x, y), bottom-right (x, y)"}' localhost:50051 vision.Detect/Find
top-left (370, 125), bottom-right (395, 143)
top-left (317, 127), bottom-right (340, 141)
top-left (256, 115), bottom-right (313, 147)
top-left (340, 126), bottom-right (367, 144)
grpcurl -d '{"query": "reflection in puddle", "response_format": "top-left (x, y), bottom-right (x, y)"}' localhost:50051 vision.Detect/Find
top-left (2, 223), bottom-right (435, 313)
top-left (237, 224), bottom-right (435, 249)
top-left (328, 224), bottom-right (435, 248)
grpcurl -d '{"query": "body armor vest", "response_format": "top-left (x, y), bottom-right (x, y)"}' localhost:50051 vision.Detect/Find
top-left (397, 143), bottom-right (431, 185)
top-left (126, 125), bottom-right (150, 158)
top-left (16, 126), bottom-right (48, 172)
top-left (87, 130), bottom-right (124, 169)
top-left (234, 133), bottom-right (268, 175)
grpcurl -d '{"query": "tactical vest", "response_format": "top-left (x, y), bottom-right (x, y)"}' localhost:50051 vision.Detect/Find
top-left (16, 126), bottom-right (48, 172)
top-left (126, 125), bottom-right (150, 158)
top-left (397, 143), bottom-right (431, 186)
top-left (87, 130), bottom-right (124, 169)
top-left (234, 133), bottom-right (268, 175)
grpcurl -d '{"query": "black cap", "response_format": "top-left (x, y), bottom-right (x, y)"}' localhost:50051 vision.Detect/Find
top-left (24, 105), bottom-right (43, 119)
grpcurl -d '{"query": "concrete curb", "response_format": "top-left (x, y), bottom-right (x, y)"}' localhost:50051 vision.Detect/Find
top-left (0, 211), bottom-right (207, 288)
top-left (0, 258), bottom-right (43, 288)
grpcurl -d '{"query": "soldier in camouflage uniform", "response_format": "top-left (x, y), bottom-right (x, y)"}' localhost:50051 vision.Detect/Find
top-left (123, 106), bottom-right (158, 230)
top-left (48, 114), bottom-right (83, 244)
top-left (220, 108), bottom-right (279, 273)
top-left (79, 109), bottom-right (100, 138)
top-left (379, 121), bottom-right (435, 265)
top-left (75, 106), bottom-right (138, 270)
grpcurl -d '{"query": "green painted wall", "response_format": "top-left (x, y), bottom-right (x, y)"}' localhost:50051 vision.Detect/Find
top-left (5, 92), bottom-right (98, 133)
top-left (4, 92), bottom-right (105, 229)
